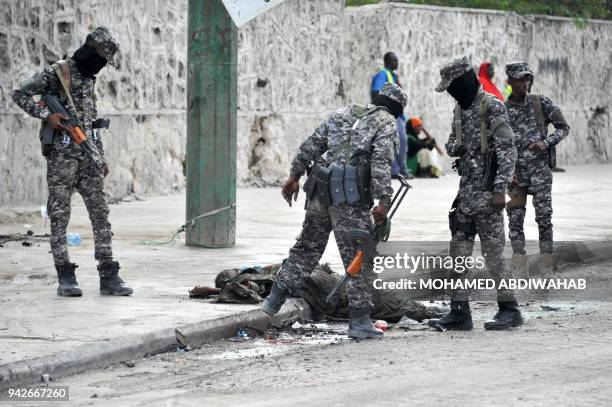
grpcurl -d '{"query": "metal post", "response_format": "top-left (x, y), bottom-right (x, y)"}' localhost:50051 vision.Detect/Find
top-left (186, 0), bottom-right (237, 247)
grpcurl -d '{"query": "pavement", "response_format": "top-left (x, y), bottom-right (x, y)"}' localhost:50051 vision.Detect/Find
top-left (0, 163), bottom-right (611, 387)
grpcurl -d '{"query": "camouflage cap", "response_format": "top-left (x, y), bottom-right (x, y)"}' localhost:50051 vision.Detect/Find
top-left (379, 82), bottom-right (408, 108)
top-left (435, 56), bottom-right (472, 92)
top-left (87, 26), bottom-right (119, 67)
top-left (505, 61), bottom-right (534, 79)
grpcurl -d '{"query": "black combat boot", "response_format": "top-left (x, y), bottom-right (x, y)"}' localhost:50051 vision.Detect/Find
top-left (56, 263), bottom-right (83, 297)
top-left (348, 306), bottom-right (383, 339)
top-left (427, 301), bottom-right (473, 331)
top-left (97, 260), bottom-right (133, 296)
top-left (484, 300), bottom-right (523, 330)
top-left (260, 281), bottom-right (288, 316)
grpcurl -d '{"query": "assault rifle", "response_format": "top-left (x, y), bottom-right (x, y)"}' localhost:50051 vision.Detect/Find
top-left (40, 94), bottom-right (105, 175)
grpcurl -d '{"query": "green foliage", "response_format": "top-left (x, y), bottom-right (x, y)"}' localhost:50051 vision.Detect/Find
top-left (346, 0), bottom-right (382, 5)
top-left (345, 0), bottom-right (612, 20)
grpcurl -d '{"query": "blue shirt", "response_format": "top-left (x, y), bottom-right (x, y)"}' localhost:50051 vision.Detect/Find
top-left (371, 68), bottom-right (397, 92)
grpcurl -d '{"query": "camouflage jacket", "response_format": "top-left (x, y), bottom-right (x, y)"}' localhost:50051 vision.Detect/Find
top-left (445, 90), bottom-right (517, 214)
top-left (290, 105), bottom-right (397, 206)
top-left (505, 94), bottom-right (570, 187)
top-left (11, 58), bottom-right (104, 159)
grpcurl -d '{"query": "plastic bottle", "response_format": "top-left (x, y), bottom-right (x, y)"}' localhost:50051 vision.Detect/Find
top-left (67, 233), bottom-right (81, 246)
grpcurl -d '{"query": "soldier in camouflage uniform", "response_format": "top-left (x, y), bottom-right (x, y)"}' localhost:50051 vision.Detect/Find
top-left (261, 83), bottom-right (407, 339)
top-left (11, 27), bottom-right (132, 297)
top-left (504, 62), bottom-right (570, 276)
top-left (427, 56), bottom-right (523, 331)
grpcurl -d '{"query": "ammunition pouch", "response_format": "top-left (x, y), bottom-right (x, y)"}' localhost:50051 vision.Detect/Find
top-left (304, 165), bottom-right (331, 206)
top-left (506, 186), bottom-right (527, 209)
top-left (343, 165), bottom-right (360, 205)
top-left (357, 163), bottom-right (374, 208)
top-left (304, 163), bottom-right (373, 207)
top-left (314, 166), bottom-right (332, 206)
top-left (448, 198), bottom-right (475, 236)
top-left (330, 164), bottom-right (346, 205)
top-left (303, 172), bottom-right (317, 201)
top-left (548, 145), bottom-right (556, 169)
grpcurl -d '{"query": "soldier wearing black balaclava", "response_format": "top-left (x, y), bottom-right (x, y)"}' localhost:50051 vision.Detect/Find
top-left (11, 27), bottom-right (132, 297)
top-left (428, 56), bottom-right (523, 331)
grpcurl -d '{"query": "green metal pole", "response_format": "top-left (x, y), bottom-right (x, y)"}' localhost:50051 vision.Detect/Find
top-left (186, 0), bottom-right (237, 247)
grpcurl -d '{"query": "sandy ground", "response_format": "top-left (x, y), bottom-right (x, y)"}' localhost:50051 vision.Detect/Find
top-left (20, 260), bottom-right (609, 407)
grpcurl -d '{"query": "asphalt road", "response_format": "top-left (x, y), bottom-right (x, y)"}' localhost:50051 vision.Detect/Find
top-left (34, 261), bottom-right (612, 407)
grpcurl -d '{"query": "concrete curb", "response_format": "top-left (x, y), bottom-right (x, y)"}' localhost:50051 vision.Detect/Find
top-left (0, 299), bottom-right (312, 391)
top-left (176, 298), bottom-right (312, 347)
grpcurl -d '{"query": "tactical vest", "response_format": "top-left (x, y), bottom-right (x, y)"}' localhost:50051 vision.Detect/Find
top-left (452, 92), bottom-right (498, 187)
top-left (453, 91), bottom-right (496, 154)
top-left (303, 104), bottom-right (389, 208)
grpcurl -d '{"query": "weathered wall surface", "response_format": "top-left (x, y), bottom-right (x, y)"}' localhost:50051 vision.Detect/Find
top-left (0, 0), bottom-right (343, 206)
top-left (343, 3), bottom-right (612, 166)
top-left (1, 0), bottom-right (611, 207)
top-left (236, 0), bottom-right (344, 186)
top-left (0, 0), bottom-right (189, 207)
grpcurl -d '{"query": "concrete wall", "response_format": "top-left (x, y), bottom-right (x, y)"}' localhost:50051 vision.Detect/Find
top-left (342, 3), bottom-right (612, 167)
top-left (1, 0), bottom-right (611, 207)
top-left (0, 0), bottom-right (189, 207)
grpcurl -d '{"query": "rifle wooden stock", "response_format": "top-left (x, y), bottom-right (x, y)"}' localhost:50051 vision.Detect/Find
top-left (69, 126), bottom-right (87, 144)
top-left (346, 250), bottom-right (364, 276)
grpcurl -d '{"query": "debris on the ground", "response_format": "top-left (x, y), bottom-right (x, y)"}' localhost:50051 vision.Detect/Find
top-left (395, 315), bottom-right (430, 330)
top-left (541, 305), bottom-right (561, 311)
top-left (22, 241), bottom-right (32, 247)
top-left (121, 361), bottom-right (136, 368)
top-left (374, 320), bottom-right (388, 331)
top-left (188, 286), bottom-right (221, 298)
top-left (291, 321), bottom-right (305, 335)
top-left (0, 233), bottom-right (50, 245)
top-left (227, 328), bottom-right (251, 342)
top-left (429, 322), bottom-right (445, 332)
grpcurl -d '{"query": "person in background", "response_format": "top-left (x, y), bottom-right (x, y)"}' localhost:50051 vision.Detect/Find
top-left (478, 62), bottom-right (504, 101)
top-left (504, 61), bottom-right (570, 277)
top-left (371, 52), bottom-right (401, 101)
top-left (371, 52), bottom-right (409, 178)
top-left (11, 27), bottom-right (132, 297)
top-left (405, 117), bottom-right (444, 178)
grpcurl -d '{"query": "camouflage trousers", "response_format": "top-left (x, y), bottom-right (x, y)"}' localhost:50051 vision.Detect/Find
top-left (507, 184), bottom-right (553, 254)
top-left (275, 199), bottom-right (375, 309)
top-left (449, 204), bottom-right (514, 301)
top-left (46, 151), bottom-right (113, 266)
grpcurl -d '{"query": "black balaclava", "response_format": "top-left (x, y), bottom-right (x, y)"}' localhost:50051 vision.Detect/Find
top-left (372, 94), bottom-right (403, 118)
top-left (447, 69), bottom-right (480, 109)
top-left (72, 44), bottom-right (107, 79)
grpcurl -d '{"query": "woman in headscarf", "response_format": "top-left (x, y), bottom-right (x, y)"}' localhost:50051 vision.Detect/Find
top-left (478, 62), bottom-right (505, 101)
